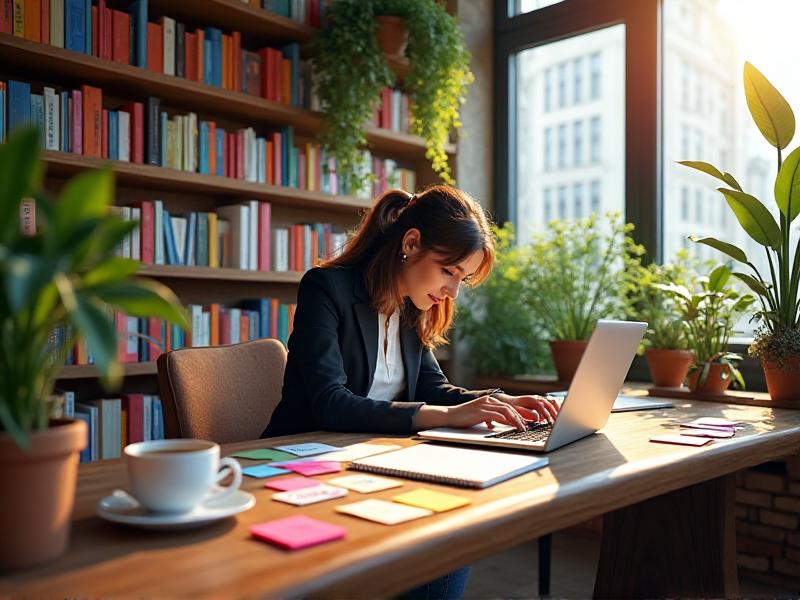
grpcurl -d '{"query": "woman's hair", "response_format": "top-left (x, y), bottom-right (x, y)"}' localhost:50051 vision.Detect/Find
top-left (320, 184), bottom-right (495, 348)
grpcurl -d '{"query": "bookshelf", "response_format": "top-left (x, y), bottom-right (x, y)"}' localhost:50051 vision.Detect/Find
top-left (2, 1), bottom-right (456, 452)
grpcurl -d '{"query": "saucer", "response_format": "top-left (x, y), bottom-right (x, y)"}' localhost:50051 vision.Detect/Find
top-left (97, 489), bottom-right (256, 530)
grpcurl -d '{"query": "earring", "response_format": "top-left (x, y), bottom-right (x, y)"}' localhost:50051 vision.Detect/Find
top-left (401, 252), bottom-right (407, 264)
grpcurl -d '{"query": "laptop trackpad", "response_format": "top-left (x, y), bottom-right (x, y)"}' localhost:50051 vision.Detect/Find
top-left (419, 424), bottom-right (516, 439)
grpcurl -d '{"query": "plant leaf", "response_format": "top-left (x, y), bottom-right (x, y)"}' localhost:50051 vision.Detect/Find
top-left (0, 128), bottom-right (42, 244)
top-left (688, 236), bottom-right (748, 263)
top-left (87, 280), bottom-right (189, 329)
top-left (67, 293), bottom-right (122, 388)
top-left (722, 172), bottom-right (742, 191)
top-left (53, 169), bottom-right (114, 239)
top-left (733, 272), bottom-right (770, 297)
top-left (718, 188), bottom-right (781, 249)
top-left (677, 160), bottom-right (728, 183)
top-left (708, 264), bottom-right (731, 293)
top-left (81, 257), bottom-right (141, 287)
top-left (743, 62), bottom-right (795, 149)
top-left (775, 145), bottom-right (800, 223)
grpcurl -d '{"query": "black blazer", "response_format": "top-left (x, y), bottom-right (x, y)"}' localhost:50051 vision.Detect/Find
top-left (262, 264), bottom-right (493, 437)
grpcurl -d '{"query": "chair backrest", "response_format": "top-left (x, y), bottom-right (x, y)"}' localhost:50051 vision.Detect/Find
top-left (157, 338), bottom-right (287, 444)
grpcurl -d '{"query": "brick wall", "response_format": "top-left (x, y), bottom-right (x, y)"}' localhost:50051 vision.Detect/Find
top-left (736, 457), bottom-right (800, 589)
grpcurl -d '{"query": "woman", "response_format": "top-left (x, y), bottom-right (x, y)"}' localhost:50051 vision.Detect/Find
top-left (263, 185), bottom-right (559, 599)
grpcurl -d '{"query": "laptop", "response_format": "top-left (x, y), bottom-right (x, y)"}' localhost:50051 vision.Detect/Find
top-left (418, 319), bottom-right (647, 453)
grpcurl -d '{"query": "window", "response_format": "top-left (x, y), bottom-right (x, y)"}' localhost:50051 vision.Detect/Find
top-left (558, 123), bottom-right (567, 168)
top-left (681, 61), bottom-right (689, 109)
top-left (681, 124), bottom-right (689, 158)
top-left (590, 52), bottom-right (601, 99)
top-left (573, 120), bottom-right (583, 166)
top-left (681, 186), bottom-right (689, 220)
top-left (573, 182), bottom-right (584, 217)
top-left (544, 127), bottom-right (552, 171)
top-left (545, 68), bottom-right (552, 112)
top-left (694, 69), bottom-right (703, 114)
top-left (558, 62), bottom-right (567, 107)
top-left (590, 180), bottom-right (601, 214)
top-left (694, 128), bottom-right (703, 160)
top-left (544, 187), bottom-right (552, 222)
top-left (695, 189), bottom-right (702, 223)
top-left (590, 116), bottom-right (601, 163)
top-left (573, 57), bottom-right (583, 104)
top-left (558, 185), bottom-right (567, 218)
top-left (516, 0), bottom-right (566, 14)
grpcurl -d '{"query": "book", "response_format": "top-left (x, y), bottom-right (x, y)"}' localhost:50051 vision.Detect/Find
top-left (350, 444), bottom-right (549, 489)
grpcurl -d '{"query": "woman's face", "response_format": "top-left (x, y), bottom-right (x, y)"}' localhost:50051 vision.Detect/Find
top-left (398, 229), bottom-right (485, 311)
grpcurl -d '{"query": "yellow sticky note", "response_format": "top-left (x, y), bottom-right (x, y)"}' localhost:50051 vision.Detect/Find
top-left (392, 488), bottom-right (471, 513)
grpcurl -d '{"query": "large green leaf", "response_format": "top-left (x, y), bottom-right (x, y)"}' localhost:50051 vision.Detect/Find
top-left (2, 254), bottom-right (56, 313)
top-left (81, 257), bottom-right (141, 287)
top-left (775, 145), bottom-right (800, 223)
top-left (87, 280), bottom-right (189, 329)
top-left (53, 169), bottom-right (114, 239)
top-left (718, 188), bottom-right (781, 249)
top-left (733, 272), bottom-right (770, 298)
top-left (722, 172), bottom-right (742, 191)
top-left (708, 264), bottom-right (732, 293)
top-left (0, 129), bottom-right (42, 244)
top-left (689, 235), bottom-right (748, 263)
top-left (68, 294), bottom-right (122, 387)
top-left (744, 62), bottom-right (795, 149)
top-left (678, 160), bottom-right (725, 181)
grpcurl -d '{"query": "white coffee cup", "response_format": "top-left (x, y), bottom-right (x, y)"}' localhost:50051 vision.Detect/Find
top-left (124, 439), bottom-right (242, 514)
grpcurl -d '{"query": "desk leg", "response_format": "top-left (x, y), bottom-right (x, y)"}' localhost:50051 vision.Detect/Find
top-left (593, 474), bottom-right (738, 599)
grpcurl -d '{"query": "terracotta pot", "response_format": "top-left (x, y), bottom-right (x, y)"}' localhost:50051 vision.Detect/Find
top-left (762, 357), bottom-right (800, 403)
top-left (549, 340), bottom-right (589, 382)
top-left (374, 16), bottom-right (408, 57)
top-left (0, 418), bottom-right (87, 570)
top-left (687, 363), bottom-right (732, 394)
top-left (645, 349), bottom-right (694, 387)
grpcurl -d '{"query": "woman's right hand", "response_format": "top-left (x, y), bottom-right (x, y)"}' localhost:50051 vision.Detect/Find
top-left (412, 396), bottom-right (529, 431)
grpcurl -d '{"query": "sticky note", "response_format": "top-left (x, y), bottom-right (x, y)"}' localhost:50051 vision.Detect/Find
top-left (328, 474), bottom-right (403, 493)
top-left (678, 428), bottom-right (735, 439)
top-left (392, 489), bottom-right (471, 513)
top-left (336, 499), bottom-right (433, 525)
top-left (282, 461), bottom-right (342, 476)
top-left (693, 417), bottom-right (741, 427)
top-left (272, 484), bottom-right (348, 506)
top-left (251, 515), bottom-right (346, 550)
top-left (230, 449), bottom-right (297, 461)
top-left (265, 477), bottom-right (322, 492)
top-left (275, 443), bottom-right (342, 457)
top-left (650, 434), bottom-right (713, 447)
top-left (242, 464), bottom-right (291, 478)
top-left (311, 443), bottom-right (402, 463)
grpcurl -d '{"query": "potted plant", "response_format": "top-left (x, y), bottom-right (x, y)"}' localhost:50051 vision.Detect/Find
top-left (457, 223), bottom-right (551, 377)
top-left (628, 251), bottom-right (697, 387)
top-left (0, 129), bottom-right (188, 570)
top-left (522, 213), bottom-right (644, 382)
top-left (313, 0), bottom-right (474, 190)
top-left (680, 62), bottom-right (800, 402)
top-left (657, 264), bottom-right (754, 394)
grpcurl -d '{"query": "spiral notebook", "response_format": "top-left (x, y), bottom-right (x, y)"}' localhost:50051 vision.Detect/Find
top-left (349, 444), bottom-right (549, 489)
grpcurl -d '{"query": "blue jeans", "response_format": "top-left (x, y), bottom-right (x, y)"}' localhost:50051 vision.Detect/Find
top-left (396, 566), bottom-right (471, 600)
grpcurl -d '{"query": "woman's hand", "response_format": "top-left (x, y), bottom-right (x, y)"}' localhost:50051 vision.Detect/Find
top-left (494, 393), bottom-right (561, 423)
top-left (445, 395), bottom-right (530, 430)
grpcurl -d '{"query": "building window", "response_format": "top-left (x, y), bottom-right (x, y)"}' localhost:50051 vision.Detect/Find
top-left (558, 62), bottom-right (567, 107)
top-left (590, 52), bottom-right (601, 99)
top-left (573, 57), bottom-right (583, 104)
top-left (681, 124), bottom-right (689, 158)
top-left (590, 180), bottom-right (601, 214)
top-left (681, 186), bottom-right (689, 220)
top-left (558, 185), bottom-right (567, 219)
top-left (573, 182), bottom-right (584, 217)
top-left (573, 120), bottom-right (583, 166)
top-left (590, 117), bottom-right (601, 163)
top-left (681, 61), bottom-right (689, 109)
top-left (544, 67), bottom-right (552, 112)
top-left (694, 69), bottom-right (703, 114)
top-left (544, 127), bottom-right (552, 171)
top-left (695, 189), bottom-right (702, 223)
top-left (544, 187), bottom-right (552, 222)
top-left (558, 123), bottom-right (567, 168)
top-left (695, 128), bottom-right (703, 160)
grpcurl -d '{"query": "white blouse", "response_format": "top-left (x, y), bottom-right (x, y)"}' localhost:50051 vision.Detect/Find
top-left (367, 309), bottom-right (406, 402)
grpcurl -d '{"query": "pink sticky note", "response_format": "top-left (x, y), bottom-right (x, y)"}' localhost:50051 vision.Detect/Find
top-left (282, 461), bottom-right (342, 476)
top-left (251, 515), bottom-right (346, 550)
top-left (264, 477), bottom-right (322, 491)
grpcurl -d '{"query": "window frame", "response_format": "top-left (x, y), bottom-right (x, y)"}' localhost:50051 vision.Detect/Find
top-left (493, 0), bottom-right (663, 261)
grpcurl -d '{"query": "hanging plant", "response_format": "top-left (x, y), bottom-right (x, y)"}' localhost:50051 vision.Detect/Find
top-left (313, 0), bottom-right (474, 192)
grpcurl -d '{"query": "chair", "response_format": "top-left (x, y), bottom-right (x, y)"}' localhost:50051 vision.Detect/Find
top-left (157, 338), bottom-right (287, 444)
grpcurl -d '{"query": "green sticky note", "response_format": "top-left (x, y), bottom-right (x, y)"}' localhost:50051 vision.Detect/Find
top-left (230, 449), bottom-right (297, 461)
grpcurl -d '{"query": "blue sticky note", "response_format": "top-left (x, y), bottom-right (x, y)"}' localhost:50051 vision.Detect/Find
top-left (242, 464), bottom-right (291, 479)
top-left (275, 443), bottom-right (342, 457)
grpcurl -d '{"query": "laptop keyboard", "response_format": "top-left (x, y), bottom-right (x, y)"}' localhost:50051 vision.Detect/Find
top-left (486, 422), bottom-right (553, 442)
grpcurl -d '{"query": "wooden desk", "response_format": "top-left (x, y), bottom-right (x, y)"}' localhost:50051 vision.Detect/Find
top-left (2, 400), bottom-right (799, 598)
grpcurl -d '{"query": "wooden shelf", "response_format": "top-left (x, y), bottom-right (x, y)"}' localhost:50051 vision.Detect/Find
top-left (138, 265), bottom-right (304, 283)
top-left (41, 150), bottom-right (372, 213)
top-left (0, 34), bottom-right (451, 161)
top-left (58, 362), bottom-right (158, 380)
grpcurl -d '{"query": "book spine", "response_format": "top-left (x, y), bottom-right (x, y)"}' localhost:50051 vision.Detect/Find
top-left (145, 97), bottom-right (160, 166)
